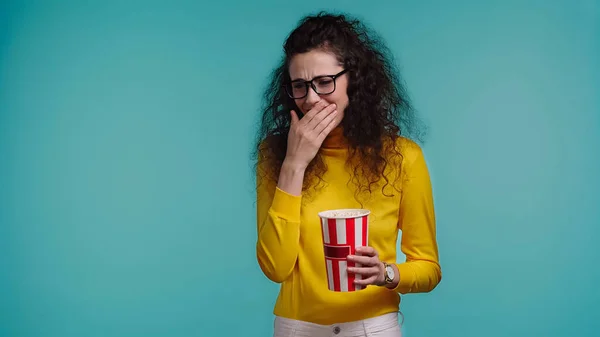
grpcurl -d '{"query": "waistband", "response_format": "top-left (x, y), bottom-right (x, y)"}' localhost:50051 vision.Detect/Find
top-left (274, 311), bottom-right (403, 335)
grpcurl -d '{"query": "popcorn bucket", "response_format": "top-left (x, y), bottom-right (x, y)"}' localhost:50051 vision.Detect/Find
top-left (318, 209), bottom-right (370, 292)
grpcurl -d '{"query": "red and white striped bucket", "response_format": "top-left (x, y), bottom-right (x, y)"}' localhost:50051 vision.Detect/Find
top-left (318, 209), bottom-right (370, 292)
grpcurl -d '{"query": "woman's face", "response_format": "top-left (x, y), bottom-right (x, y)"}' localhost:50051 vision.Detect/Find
top-left (288, 49), bottom-right (349, 126)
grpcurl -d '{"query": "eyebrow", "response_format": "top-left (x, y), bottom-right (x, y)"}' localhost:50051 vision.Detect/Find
top-left (290, 74), bottom-right (331, 82)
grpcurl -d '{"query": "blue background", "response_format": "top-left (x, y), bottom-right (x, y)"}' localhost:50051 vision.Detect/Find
top-left (1, 1), bottom-right (598, 336)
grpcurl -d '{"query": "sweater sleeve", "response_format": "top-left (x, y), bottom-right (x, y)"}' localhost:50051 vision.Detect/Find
top-left (392, 143), bottom-right (442, 294)
top-left (255, 162), bottom-right (302, 283)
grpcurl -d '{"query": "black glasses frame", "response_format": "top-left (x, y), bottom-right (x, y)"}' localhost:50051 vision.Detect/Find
top-left (284, 69), bottom-right (349, 99)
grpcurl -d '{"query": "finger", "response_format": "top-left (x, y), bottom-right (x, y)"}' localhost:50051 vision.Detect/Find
top-left (354, 275), bottom-right (378, 286)
top-left (296, 102), bottom-right (326, 126)
top-left (347, 255), bottom-right (378, 266)
top-left (290, 110), bottom-right (299, 125)
top-left (302, 101), bottom-right (333, 126)
top-left (316, 110), bottom-right (340, 141)
top-left (355, 246), bottom-right (377, 257)
top-left (347, 266), bottom-right (379, 276)
top-left (303, 100), bottom-right (329, 120)
top-left (312, 108), bottom-right (337, 132)
top-left (306, 103), bottom-right (336, 130)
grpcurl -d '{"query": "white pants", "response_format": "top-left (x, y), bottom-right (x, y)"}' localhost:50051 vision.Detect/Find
top-left (273, 312), bottom-right (403, 337)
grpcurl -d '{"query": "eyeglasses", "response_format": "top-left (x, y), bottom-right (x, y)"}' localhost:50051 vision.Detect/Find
top-left (284, 69), bottom-right (348, 99)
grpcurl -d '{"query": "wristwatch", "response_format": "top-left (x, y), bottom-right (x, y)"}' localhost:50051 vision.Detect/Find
top-left (383, 262), bottom-right (395, 285)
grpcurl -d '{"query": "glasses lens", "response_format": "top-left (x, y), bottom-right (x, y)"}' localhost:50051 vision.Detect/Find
top-left (287, 82), bottom-right (307, 99)
top-left (314, 76), bottom-right (335, 95)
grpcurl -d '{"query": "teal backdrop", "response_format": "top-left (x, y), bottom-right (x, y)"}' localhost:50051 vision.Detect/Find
top-left (1, 1), bottom-right (598, 336)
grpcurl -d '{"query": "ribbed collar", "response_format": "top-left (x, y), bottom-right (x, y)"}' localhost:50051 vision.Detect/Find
top-left (322, 126), bottom-right (348, 149)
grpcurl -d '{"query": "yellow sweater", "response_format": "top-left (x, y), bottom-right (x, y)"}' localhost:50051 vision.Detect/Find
top-left (255, 127), bottom-right (441, 325)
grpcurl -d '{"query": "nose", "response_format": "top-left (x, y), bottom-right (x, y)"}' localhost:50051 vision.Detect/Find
top-left (303, 85), bottom-right (321, 108)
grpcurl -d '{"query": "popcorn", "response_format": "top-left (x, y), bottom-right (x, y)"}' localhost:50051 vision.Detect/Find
top-left (318, 209), bottom-right (370, 219)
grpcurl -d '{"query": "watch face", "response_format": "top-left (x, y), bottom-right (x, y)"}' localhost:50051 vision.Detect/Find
top-left (386, 265), bottom-right (395, 279)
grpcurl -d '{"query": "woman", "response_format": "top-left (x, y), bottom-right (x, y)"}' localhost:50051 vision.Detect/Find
top-left (253, 12), bottom-right (441, 337)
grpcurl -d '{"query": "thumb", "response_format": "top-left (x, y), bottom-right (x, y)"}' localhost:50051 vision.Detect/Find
top-left (290, 110), bottom-right (299, 124)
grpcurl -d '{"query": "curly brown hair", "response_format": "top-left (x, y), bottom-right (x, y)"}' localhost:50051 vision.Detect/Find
top-left (253, 11), bottom-right (426, 198)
